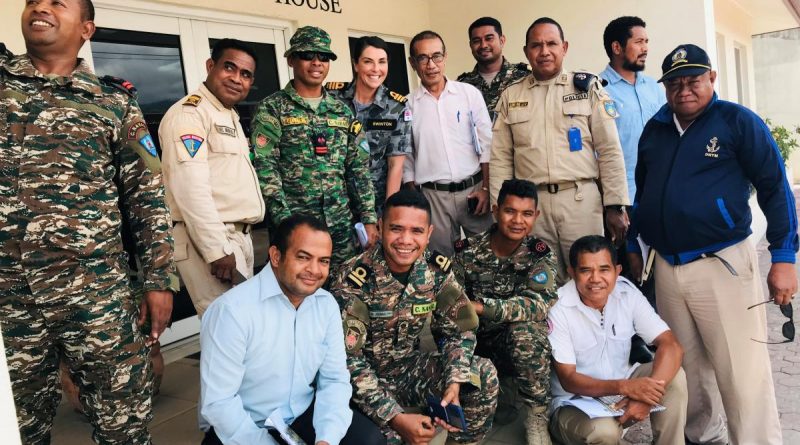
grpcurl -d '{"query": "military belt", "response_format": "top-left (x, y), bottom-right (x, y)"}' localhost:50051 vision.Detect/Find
top-left (421, 170), bottom-right (483, 193)
top-left (538, 181), bottom-right (577, 194)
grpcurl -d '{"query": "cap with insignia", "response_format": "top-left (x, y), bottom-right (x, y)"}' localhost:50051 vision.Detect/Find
top-left (284, 26), bottom-right (337, 60)
top-left (658, 44), bottom-right (711, 83)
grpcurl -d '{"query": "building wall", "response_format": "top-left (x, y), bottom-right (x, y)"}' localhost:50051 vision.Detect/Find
top-left (427, 0), bottom-right (709, 81)
top-left (714, 0), bottom-right (758, 107)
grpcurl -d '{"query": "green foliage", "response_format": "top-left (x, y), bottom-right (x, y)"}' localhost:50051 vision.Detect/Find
top-left (765, 118), bottom-right (800, 165)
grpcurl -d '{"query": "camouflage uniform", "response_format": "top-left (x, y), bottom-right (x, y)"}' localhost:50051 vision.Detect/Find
top-left (456, 57), bottom-right (529, 119)
top-left (326, 82), bottom-right (411, 216)
top-left (452, 227), bottom-right (559, 408)
top-left (0, 50), bottom-right (175, 444)
top-left (328, 245), bottom-right (499, 444)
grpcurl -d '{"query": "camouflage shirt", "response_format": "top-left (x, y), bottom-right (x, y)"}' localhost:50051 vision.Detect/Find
top-left (453, 226), bottom-right (559, 330)
top-left (0, 52), bottom-right (175, 295)
top-left (328, 245), bottom-right (479, 426)
top-left (457, 57), bottom-right (530, 117)
top-left (251, 81), bottom-right (377, 228)
top-left (326, 82), bottom-right (411, 214)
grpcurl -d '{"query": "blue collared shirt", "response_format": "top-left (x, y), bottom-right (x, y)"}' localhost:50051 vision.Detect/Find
top-left (600, 65), bottom-right (665, 200)
top-left (200, 266), bottom-right (352, 445)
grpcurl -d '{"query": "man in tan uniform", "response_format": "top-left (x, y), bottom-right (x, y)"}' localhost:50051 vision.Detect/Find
top-left (159, 39), bottom-right (265, 316)
top-left (491, 17), bottom-right (629, 281)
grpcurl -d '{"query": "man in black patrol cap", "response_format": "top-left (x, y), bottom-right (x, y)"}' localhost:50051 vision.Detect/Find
top-left (628, 43), bottom-right (798, 445)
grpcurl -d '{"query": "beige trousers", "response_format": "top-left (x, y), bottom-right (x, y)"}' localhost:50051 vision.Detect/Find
top-left (549, 364), bottom-right (688, 445)
top-left (173, 222), bottom-right (254, 318)
top-left (533, 179), bottom-right (604, 284)
top-left (421, 182), bottom-right (493, 257)
top-left (655, 240), bottom-right (781, 445)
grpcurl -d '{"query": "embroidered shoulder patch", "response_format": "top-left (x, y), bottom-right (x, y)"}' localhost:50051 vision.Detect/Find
top-left (344, 318), bottom-right (367, 353)
top-left (603, 100), bottom-right (619, 118)
top-left (180, 134), bottom-right (204, 158)
top-left (139, 134), bottom-right (158, 157)
top-left (528, 238), bottom-right (552, 258)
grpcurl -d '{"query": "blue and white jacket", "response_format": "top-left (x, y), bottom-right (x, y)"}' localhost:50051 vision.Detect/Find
top-left (628, 93), bottom-right (798, 264)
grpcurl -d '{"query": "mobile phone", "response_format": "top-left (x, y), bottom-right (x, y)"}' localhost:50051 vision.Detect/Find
top-left (467, 196), bottom-right (479, 214)
top-left (426, 396), bottom-right (468, 432)
top-left (426, 395), bottom-right (449, 423)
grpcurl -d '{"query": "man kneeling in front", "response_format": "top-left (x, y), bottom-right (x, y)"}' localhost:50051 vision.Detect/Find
top-left (200, 214), bottom-right (384, 444)
top-left (548, 235), bottom-right (687, 445)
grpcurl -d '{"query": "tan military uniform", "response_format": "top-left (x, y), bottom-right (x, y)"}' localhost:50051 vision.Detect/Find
top-left (159, 84), bottom-right (265, 316)
top-left (491, 71), bottom-right (629, 280)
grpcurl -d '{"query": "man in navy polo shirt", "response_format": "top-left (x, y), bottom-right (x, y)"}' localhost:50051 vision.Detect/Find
top-left (628, 44), bottom-right (797, 445)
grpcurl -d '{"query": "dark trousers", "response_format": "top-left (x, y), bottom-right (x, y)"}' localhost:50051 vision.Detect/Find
top-left (202, 404), bottom-right (386, 445)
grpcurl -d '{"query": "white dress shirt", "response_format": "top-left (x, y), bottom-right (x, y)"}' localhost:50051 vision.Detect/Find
top-left (547, 276), bottom-right (670, 412)
top-left (200, 266), bottom-right (353, 445)
top-left (403, 79), bottom-right (492, 184)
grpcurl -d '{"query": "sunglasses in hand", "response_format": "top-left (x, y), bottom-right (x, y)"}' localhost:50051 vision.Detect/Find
top-left (747, 300), bottom-right (795, 344)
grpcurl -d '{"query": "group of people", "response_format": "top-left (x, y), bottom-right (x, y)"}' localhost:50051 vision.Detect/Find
top-left (0, 1), bottom-right (797, 445)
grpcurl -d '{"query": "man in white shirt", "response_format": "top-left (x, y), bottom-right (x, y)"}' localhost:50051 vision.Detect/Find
top-left (403, 30), bottom-right (493, 256)
top-left (547, 235), bottom-right (687, 445)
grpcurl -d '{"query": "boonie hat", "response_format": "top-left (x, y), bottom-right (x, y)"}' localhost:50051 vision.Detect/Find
top-left (284, 26), bottom-right (338, 60)
top-left (658, 44), bottom-right (711, 83)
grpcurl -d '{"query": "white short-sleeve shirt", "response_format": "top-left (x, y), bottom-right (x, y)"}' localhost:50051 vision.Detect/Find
top-left (547, 276), bottom-right (670, 412)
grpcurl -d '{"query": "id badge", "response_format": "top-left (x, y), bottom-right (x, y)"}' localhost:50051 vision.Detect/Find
top-left (568, 127), bottom-right (582, 151)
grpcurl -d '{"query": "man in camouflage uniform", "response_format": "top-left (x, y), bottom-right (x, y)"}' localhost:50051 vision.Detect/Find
top-left (326, 78), bottom-right (411, 216)
top-left (453, 179), bottom-right (558, 445)
top-left (328, 190), bottom-right (498, 445)
top-left (0, 1), bottom-right (175, 444)
top-left (457, 17), bottom-right (529, 120)
top-left (251, 26), bottom-right (377, 265)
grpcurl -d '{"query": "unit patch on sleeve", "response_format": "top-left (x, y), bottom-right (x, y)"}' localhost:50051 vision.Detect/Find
top-left (344, 318), bottom-right (367, 352)
top-left (139, 134), bottom-right (158, 157)
top-left (255, 132), bottom-right (270, 149)
top-left (181, 134), bottom-right (205, 158)
top-left (603, 100), bottom-right (619, 118)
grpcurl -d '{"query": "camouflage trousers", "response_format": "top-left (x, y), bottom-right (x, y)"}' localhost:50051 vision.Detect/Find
top-left (475, 320), bottom-right (551, 407)
top-left (0, 278), bottom-right (153, 445)
top-left (378, 352), bottom-right (498, 444)
top-left (327, 221), bottom-right (358, 266)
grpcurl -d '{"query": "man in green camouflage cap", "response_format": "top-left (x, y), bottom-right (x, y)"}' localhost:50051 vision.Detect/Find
top-left (0, 0), bottom-right (175, 444)
top-left (453, 179), bottom-right (559, 445)
top-left (252, 26), bottom-right (377, 265)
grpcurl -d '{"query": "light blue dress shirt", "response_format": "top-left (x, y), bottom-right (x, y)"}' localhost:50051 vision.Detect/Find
top-left (600, 65), bottom-right (666, 200)
top-left (200, 266), bottom-right (353, 445)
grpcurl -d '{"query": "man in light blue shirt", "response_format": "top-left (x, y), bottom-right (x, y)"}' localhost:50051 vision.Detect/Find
top-left (200, 214), bottom-right (384, 445)
top-left (600, 16), bottom-right (666, 201)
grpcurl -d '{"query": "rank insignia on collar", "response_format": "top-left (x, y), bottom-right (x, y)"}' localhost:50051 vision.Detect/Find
top-left (428, 251), bottom-right (452, 273)
top-left (181, 134), bottom-right (204, 157)
top-left (139, 134), bottom-right (158, 157)
top-left (347, 265), bottom-right (372, 288)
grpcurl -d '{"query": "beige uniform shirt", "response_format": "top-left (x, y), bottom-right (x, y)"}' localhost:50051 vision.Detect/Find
top-left (490, 71), bottom-right (629, 206)
top-left (160, 84), bottom-right (265, 263)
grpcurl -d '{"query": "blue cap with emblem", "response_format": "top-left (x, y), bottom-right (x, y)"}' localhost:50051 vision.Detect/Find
top-left (658, 44), bottom-right (711, 83)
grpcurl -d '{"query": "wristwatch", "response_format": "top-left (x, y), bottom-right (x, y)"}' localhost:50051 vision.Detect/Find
top-left (604, 205), bottom-right (626, 213)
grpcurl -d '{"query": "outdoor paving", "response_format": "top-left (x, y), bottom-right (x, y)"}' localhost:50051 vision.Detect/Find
top-left (49, 188), bottom-right (800, 444)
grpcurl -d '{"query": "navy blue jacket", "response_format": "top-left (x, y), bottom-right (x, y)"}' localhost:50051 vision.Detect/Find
top-left (628, 93), bottom-right (798, 264)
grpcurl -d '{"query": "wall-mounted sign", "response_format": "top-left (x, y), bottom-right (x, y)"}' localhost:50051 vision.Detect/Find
top-left (275, 0), bottom-right (343, 14)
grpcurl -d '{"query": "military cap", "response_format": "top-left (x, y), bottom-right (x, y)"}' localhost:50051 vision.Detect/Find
top-left (284, 26), bottom-right (338, 60)
top-left (659, 43), bottom-right (711, 83)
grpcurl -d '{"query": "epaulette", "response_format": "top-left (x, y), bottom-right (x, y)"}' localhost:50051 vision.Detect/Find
top-left (453, 238), bottom-right (470, 253)
top-left (346, 264), bottom-right (372, 289)
top-left (183, 94), bottom-right (202, 107)
top-left (389, 91), bottom-right (407, 104)
top-left (572, 71), bottom-right (599, 93)
top-left (100, 75), bottom-right (137, 98)
top-left (325, 81), bottom-right (349, 91)
top-left (428, 251), bottom-right (453, 273)
top-left (0, 42), bottom-right (13, 59)
top-left (528, 238), bottom-right (552, 258)
top-left (515, 62), bottom-right (531, 72)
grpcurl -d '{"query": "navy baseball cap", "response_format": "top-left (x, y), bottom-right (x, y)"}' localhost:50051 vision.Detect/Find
top-left (658, 44), bottom-right (712, 82)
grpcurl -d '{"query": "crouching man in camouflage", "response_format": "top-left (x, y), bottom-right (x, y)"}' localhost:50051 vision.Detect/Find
top-left (328, 190), bottom-right (499, 445)
top-left (453, 179), bottom-right (559, 445)
top-left (0, 0), bottom-right (175, 443)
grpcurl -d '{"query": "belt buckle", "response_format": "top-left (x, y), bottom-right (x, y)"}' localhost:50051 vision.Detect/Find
top-left (547, 184), bottom-right (559, 194)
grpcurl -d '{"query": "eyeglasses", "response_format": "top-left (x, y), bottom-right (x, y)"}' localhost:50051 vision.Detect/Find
top-left (747, 300), bottom-right (794, 344)
top-left (414, 52), bottom-right (445, 65)
top-left (295, 51), bottom-right (332, 62)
